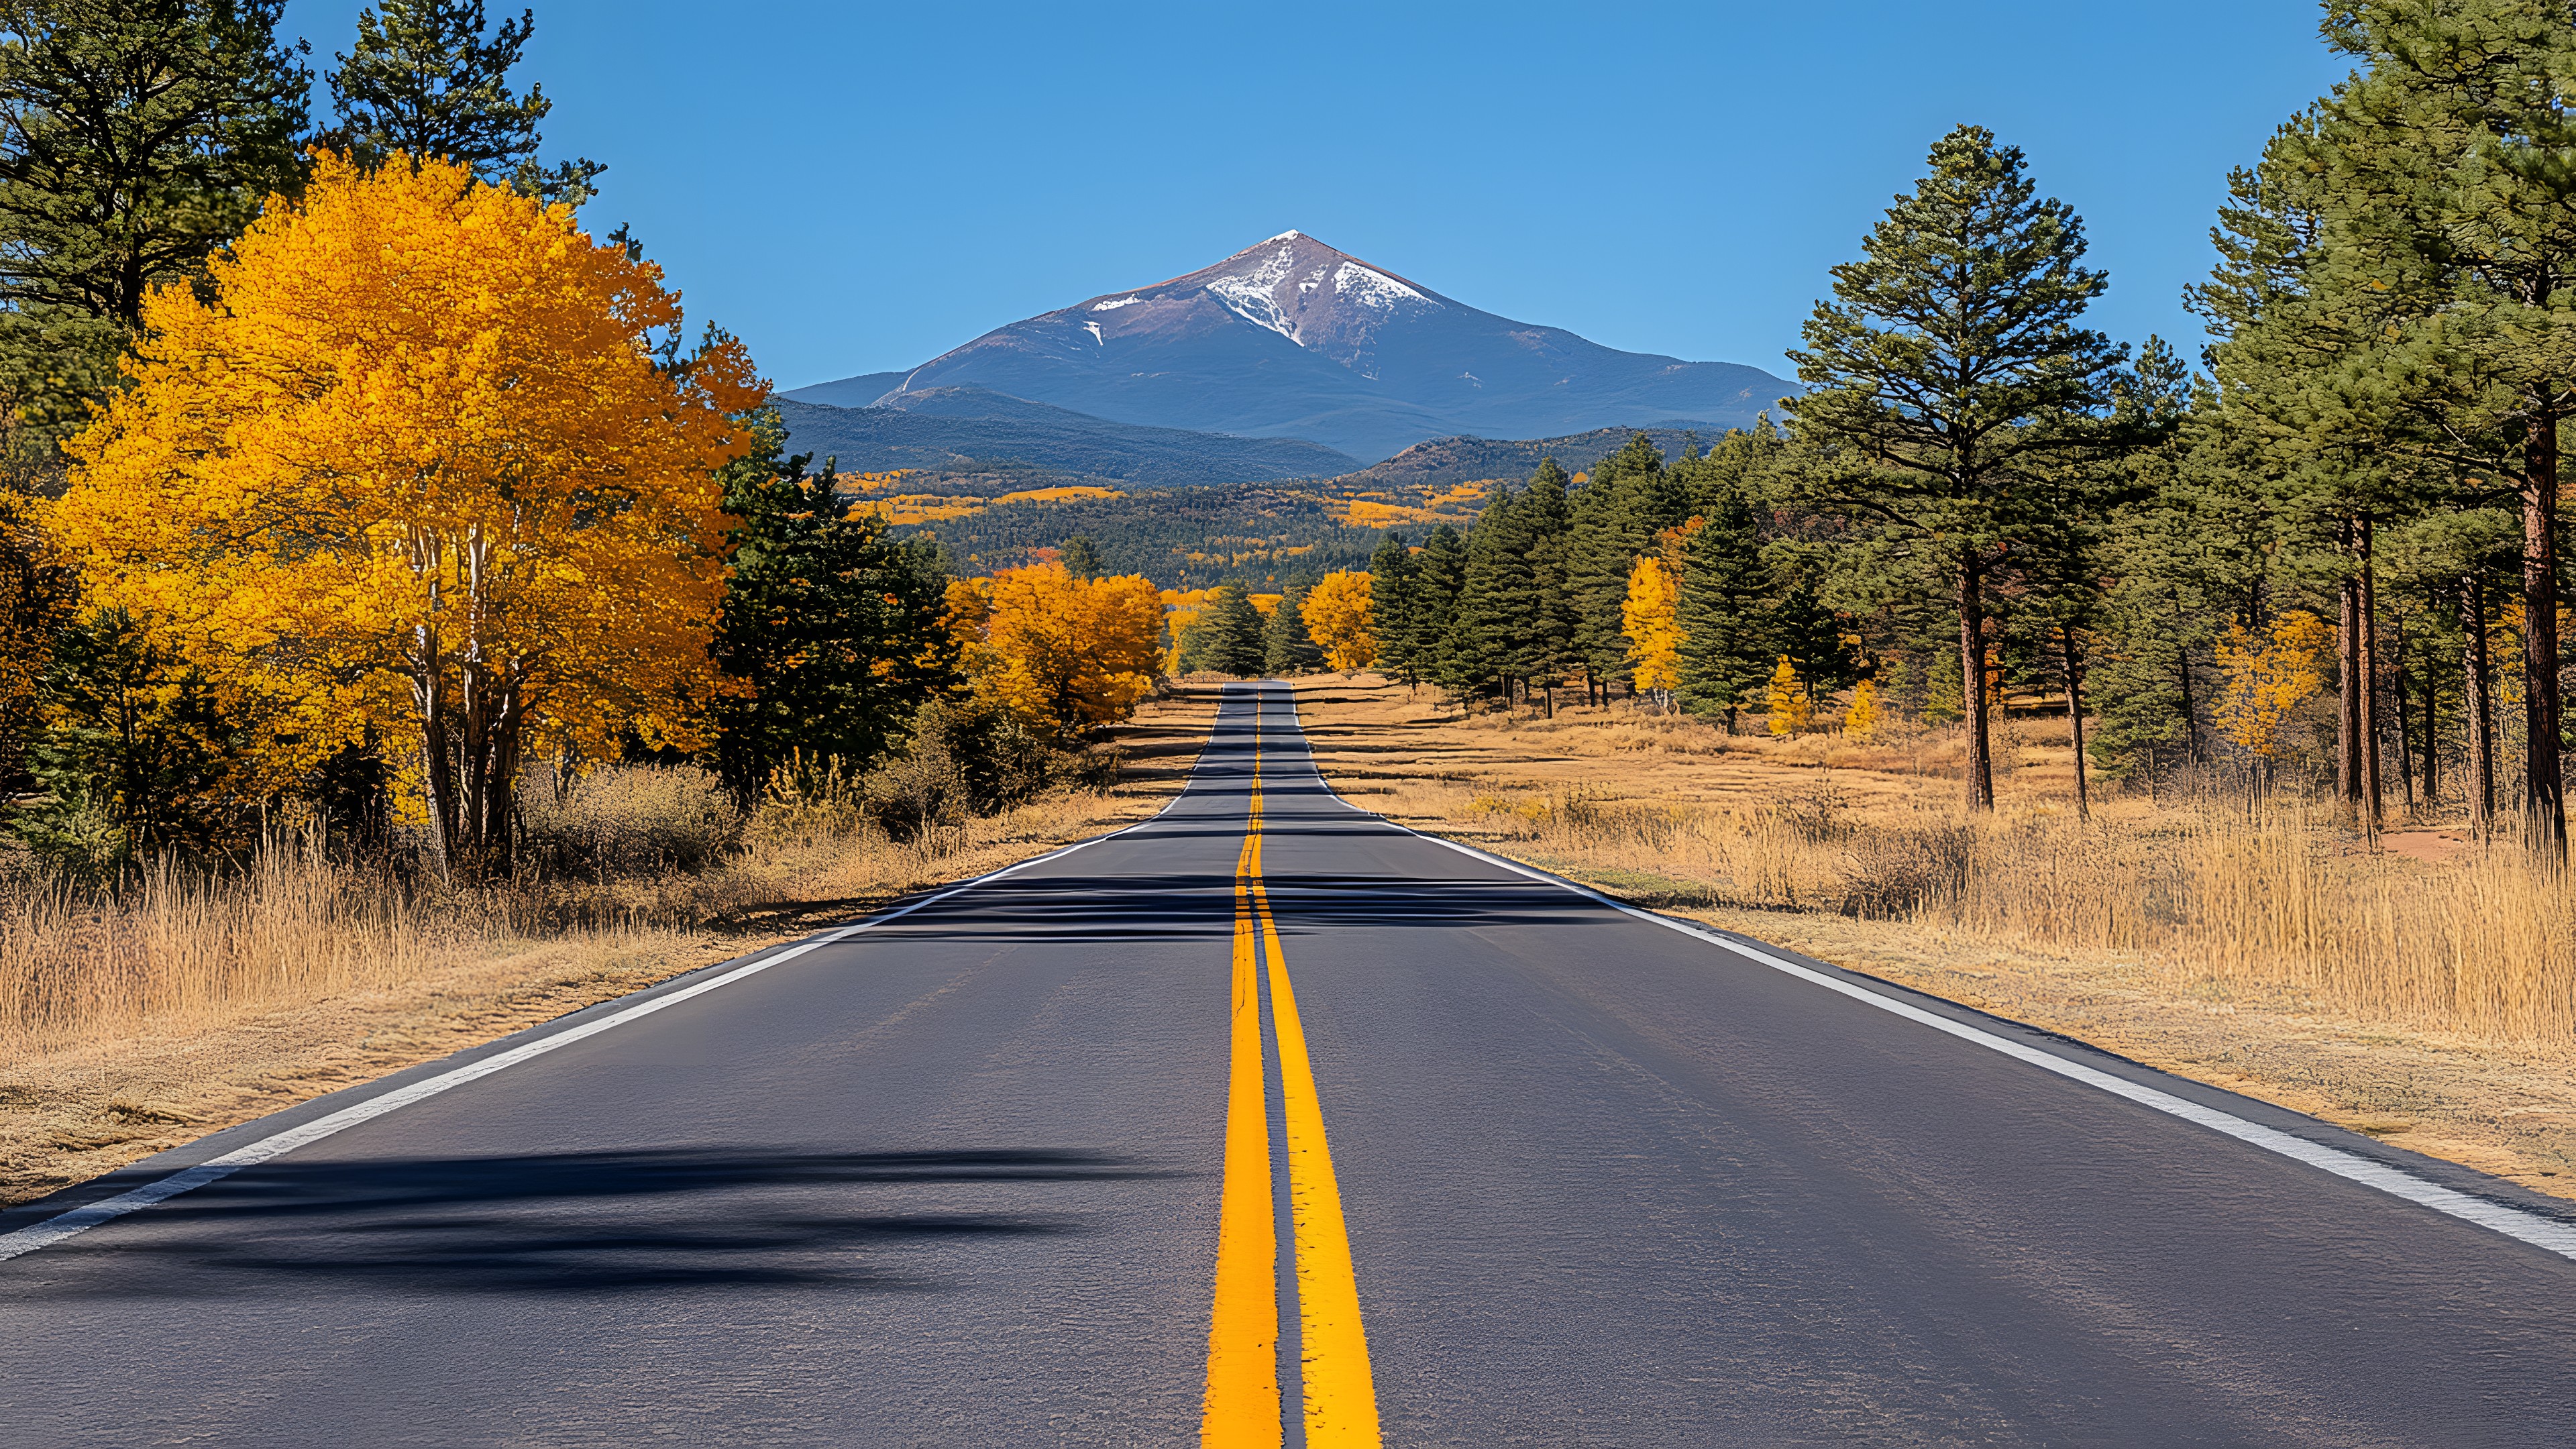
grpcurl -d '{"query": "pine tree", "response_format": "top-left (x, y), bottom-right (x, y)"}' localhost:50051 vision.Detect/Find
top-left (0, 0), bottom-right (312, 464)
top-left (323, 0), bottom-right (602, 204)
top-left (1060, 534), bottom-right (1105, 580)
top-left (1367, 531), bottom-right (1419, 687)
top-left (706, 406), bottom-right (959, 799)
top-left (1675, 479), bottom-right (1774, 733)
top-left (1517, 461), bottom-right (1578, 711)
top-left (2243, 1), bottom-right (2576, 853)
top-left (1409, 525), bottom-right (1466, 694)
top-left (1566, 437), bottom-right (1692, 699)
top-left (1199, 583), bottom-right (1267, 678)
top-left (1452, 484), bottom-right (1534, 702)
top-left (1265, 587), bottom-right (1324, 675)
top-left (1783, 125), bottom-right (2139, 811)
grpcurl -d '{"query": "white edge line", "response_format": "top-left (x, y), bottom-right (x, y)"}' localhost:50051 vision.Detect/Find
top-left (1279, 686), bottom-right (2576, 1263)
top-left (0, 702), bottom-right (1235, 1265)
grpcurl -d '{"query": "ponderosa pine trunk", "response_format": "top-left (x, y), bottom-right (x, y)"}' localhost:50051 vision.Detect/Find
top-left (2337, 519), bottom-right (2362, 814)
top-left (2059, 624), bottom-right (2089, 820)
top-left (2360, 516), bottom-right (2381, 833)
top-left (2524, 410), bottom-right (2566, 860)
top-left (1960, 551), bottom-right (1994, 812)
top-left (2463, 572), bottom-right (2496, 839)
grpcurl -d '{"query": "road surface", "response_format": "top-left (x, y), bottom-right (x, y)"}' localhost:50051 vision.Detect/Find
top-left (7, 682), bottom-right (2576, 1446)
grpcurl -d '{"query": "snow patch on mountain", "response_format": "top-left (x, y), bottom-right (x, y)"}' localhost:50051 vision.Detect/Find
top-left (1091, 295), bottom-right (1143, 311)
top-left (1333, 260), bottom-right (1430, 311)
top-left (1205, 240), bottom-right (1305, 344)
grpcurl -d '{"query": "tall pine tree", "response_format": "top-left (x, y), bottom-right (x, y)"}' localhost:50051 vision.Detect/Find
top-left (1783, 125), bottom-right (2135, 811)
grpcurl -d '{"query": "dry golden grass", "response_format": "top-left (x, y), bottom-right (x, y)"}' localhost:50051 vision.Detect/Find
top-left (1293, 673), bottom-right (2576, 1198)
top-left (0, 686), bottom-right (1222, 1205)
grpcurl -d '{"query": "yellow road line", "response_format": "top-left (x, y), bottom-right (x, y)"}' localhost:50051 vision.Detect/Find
top-left (1203, 707), bottom-right (1281, 1447)
top-left (1201, 694), bottom-right (1383, 1446)
top-left (1251, 845), bottom-right (1383, 1447)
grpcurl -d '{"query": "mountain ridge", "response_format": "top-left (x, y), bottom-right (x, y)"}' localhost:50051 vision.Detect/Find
top-left (784, 231), bottom-right (1788, 462)
top-left (771, 392), bottom-right (1356, 486)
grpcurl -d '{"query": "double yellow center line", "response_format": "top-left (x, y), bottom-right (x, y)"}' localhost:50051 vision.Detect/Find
top-left (1201, 699), bottom-right (1382, 1448)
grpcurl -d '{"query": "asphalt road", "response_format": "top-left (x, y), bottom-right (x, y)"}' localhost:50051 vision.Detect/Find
top-left (8, 682), bottom-right (2576, 1446)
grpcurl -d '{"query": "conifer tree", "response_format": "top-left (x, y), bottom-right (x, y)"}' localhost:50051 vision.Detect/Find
top-left (706, 407), bottom-right (959, 799)
top-left (1783, 125), bottom-right (2136, 811)
top-left (1517, 460), bottom-right (1578, 712)
top-left (0, 0), bottom-right (312, 462)
top-left (1409, 525), bottom-right (1466, 694)
top-left (1367, 530), bottom-right (1419, 688)
top-left (1198, 583), bottom-right (1267, 678)
top-left (324, 0), bottom-right (602, 204)
top-left (1265, 587), bottom-right (1324, 675)
top-left (2264, 0), bottom-right (2576, 853)
top-left (1452, 484), bottom-right (1532, 702)
top-left (1566, 437), bottom-right (1691, 700)
top-left (1675, 478), bottom-right (1775, 732)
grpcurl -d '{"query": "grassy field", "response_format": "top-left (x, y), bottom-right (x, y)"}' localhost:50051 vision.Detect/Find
top-left (1289, 674), bottom-right (2576, 1201)
top-left (0, 688), bottom-right (1221, 1207)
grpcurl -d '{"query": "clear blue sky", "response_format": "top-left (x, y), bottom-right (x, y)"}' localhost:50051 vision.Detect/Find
top-left (280, 1), bottom-right (2353, 393)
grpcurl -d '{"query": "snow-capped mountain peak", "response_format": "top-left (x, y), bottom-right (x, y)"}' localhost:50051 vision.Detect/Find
top-left (794, 231), bottom-right (1784, 462)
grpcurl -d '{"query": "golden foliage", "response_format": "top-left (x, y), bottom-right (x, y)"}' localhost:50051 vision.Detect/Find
top-left (1303, 570), bottom-right (1376, 673)
top-left (2213, 610), bottom-right (2328, 758)
top-left (1845, 680), bottom-right (1881, 738)
top-left (1621, 557), bottom-right (1680, 694)
top-left (48, 152), bottom-right (757, 857)
top-left (950, 564), bottom-right (1162, 738)
top-left (1766, 657), bottom-right (1812, 736)
top-left (995, 485), bottom-right (1123, 504)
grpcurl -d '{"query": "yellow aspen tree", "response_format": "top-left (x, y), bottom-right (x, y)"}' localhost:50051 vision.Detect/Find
top-left (1303, 570), bottom-right (1377, 674)
top-left (1845, 680), bottom-right (1881, 738)
top-left (48, 152), bottom-right (759, 878)
top-left (1767, 657), bottom-right (1812, 735)
top-left (1621, 556), bottom-right (1680, 703)
top-left (2213, 610), bottom-right (2329, 759)
top-left (961, 563), bottom-right (1163, 739)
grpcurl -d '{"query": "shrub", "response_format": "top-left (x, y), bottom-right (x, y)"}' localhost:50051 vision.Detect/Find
top-left (860, 698), bottom-right (1122, 842)
top-left (521, 764), bottom-right (743, 879)
top-left (1839, 824), bottom-right (1976, 919)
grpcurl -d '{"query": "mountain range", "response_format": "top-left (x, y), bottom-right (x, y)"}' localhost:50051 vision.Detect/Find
top-left (771, 390), bottom-right (1357, 486)
top-left (784, 231), bottom-right (1789, 464)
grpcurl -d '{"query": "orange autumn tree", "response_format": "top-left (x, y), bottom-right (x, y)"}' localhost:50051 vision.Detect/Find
top-left (1302, 570), bottom-right (1376, 674)
top-left (949, 562), bottom-right (1162, 740)
top-left (48, 152), bottom-right (759, 878)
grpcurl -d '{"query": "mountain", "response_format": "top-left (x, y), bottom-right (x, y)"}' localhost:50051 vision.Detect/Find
top-left (771, 390), bottom-right (1358, 485)
top-left (782, 231), bottom-right (1789, 462)
top-left (1328, 426), bottom-right (1721, 494)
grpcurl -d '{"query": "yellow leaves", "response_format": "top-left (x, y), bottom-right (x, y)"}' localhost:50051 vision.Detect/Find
top-left (951, 563), bottom-right (1161, 739)
top-left (1845, 680), bottom-right (1882, 738)
top-left (1621, 556), bottom-right (1680, 694)
top-left (1767, 657), bottom-right (1812, 736)
top-left (1302, 570), bottom-right (1375, 673)
top-left (48, 150), bottom-right (759, 775)
top-left (2214, 609), bottom-right (2329, 758)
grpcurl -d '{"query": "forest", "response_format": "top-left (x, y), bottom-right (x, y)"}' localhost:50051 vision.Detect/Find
top-left (1263, 12), bottom-right (2576, 864)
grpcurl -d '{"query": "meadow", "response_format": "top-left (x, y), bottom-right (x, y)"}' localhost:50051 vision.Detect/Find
top-left (1290, 674), bottom-right (2576, 1198)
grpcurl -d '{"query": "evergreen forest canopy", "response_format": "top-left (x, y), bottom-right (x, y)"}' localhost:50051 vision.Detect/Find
top-left (5, 0), bottom-right (2576, 878)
